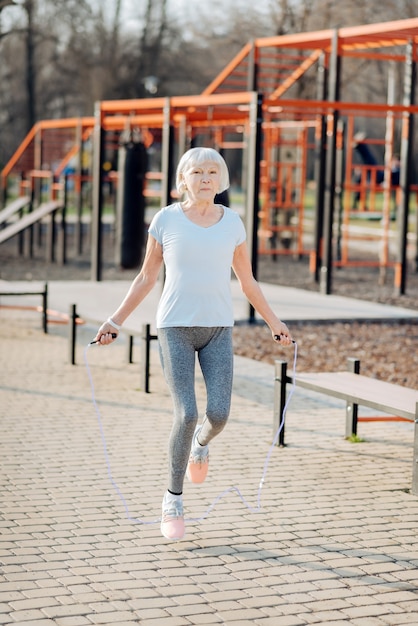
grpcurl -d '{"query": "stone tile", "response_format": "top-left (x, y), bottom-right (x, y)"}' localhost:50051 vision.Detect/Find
top-left (2, 311), bottom-right (418, 625)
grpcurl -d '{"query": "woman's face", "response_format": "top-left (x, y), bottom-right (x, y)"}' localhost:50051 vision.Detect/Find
top-left (182, 160), bottom-right (221, 201)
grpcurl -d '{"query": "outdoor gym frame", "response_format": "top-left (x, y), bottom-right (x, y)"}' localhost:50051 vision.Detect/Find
top-left (2, 17), bottom-right (418, 298)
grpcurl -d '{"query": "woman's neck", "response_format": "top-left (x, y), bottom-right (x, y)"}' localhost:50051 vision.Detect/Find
top-left (181, 199), bottom-right (214, 214)
top-left (180, 200), bottom-right (224, 227)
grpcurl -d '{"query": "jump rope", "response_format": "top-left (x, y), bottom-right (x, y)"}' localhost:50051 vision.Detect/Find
top-left (84, 333), bottom-right (297, 526)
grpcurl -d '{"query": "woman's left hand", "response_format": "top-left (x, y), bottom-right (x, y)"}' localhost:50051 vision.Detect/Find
top-left (272, 322), bottom-right (293, 346)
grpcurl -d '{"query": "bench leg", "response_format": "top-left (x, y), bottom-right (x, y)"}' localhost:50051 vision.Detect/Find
top-left (346, 403), bottom-right (358, 437)
top-left (274, 360), bottom-right (287, 446)
top-left (126, 335), bottom-right (134, 364)
top-left (140, 324), bottom-right (157, 393)
top-left (42, 282), bottom-right (48, 334)
top-left (69, 303), bottom-right (77, 365)
top-left (412, 402), bottom-right (418, 496)
top-left (345, 357), bottom-right (360, 437)
top-left (141, 324), bottom-right (152, 393)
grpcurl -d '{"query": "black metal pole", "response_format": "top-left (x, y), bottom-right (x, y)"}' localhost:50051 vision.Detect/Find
top-left (312, 53), bottom-right (327, 283)
top-left (320, 30), bottom-right (341, 295)
top-left (75, 120), bottom-right (84, 256)
top-left (69, 303), bottom-right (77, 365)
top-left (245, 92), bottom-right (263, 322)
top-left (42, 282), bottom-right (48, 334)
top-left (161, 98), bottom-right (175, 209)
top-left (60, 174), bottom-right (68, 265)
top-left (335, 120), bottom-right (345, 263)
top-left (274, 360), bottom-right (288, 447)
top-left (91, 102), bottom-right (105, 281)
top-left (396, 40), bottom-right (416, 296)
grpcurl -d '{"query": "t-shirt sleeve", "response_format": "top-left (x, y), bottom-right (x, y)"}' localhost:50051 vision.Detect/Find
top-left (148, 209), bottom-right (164, 245)
top-left (233, 211), bottom-right (247, 247)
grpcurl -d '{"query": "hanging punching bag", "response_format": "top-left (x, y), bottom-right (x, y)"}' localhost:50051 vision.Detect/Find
top-left (119, 131), bottom-right (148, 269)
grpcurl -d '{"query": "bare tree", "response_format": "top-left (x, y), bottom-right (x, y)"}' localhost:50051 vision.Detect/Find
top-left (0, 0), bottom-right (17, 40)
top-left (23, 0), bottom-right (36, 131)
top-left (1, 0), bottom-right (417, 169)
top-left (134, 0), bottom-right (169, 97)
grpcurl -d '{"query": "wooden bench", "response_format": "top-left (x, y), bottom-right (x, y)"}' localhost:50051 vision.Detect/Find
top-left (0, 196), bottom-right (31, 226)
top-left (0, 199), bottom-right (66, 263)
top-left (0, 282), bottom-right (48, 333)
top-left (274, 357), bottom-right (418, 494)
top-left (0, 200), bottom-right (64, 245)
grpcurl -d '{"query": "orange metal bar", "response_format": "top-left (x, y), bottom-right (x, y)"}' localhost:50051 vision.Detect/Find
top-left (100, 98), bottom-right (167, 113)
top-left (258, 121), bottom-right (311, 258)
top-left (334, 260), bottom-right (396, 268)
top-left (171, 92), bottom-right (254, 107)
top-left (29, 169), bottom-right (54, 178)
top-left (337, 17), bottom-right (418, 45)
top-left (37, 117), bottom-right (95, 130)
top-left (343, 51), bottom-right (406, 62)
top-left (253, 17), bottom-right (418, 52)
top-left (263, 98), bottom-right (418, 115)
top-left (202, 42), bottom-right (252, 95)
top-left (84, 99), bottom-right (418, 134)
top-left (1, 117), bottom-right (95, 180)
top-left (103, 114), bottom-right (164, 130)
top-left (1, 122), bottom-right (39, 178)
top-left (253, 29), bottom-right (333, 51)
top-left (258, 247), bottom-right (313, 256)
top-left (270, 49), bottom-right (323, 100)
top-left (201, 18), bottom-right (418, 98)
top-left (100, 94), bottom-right (255, 130)
top-left (358, 416), bottom-right (411, 422)
top-left (394, 263), bottom-right (402, 289)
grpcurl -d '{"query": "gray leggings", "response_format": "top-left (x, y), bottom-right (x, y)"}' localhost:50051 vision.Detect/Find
top-left (158, 327), bottom-right (233, 494)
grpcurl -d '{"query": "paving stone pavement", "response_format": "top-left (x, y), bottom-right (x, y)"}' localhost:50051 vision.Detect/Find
top-left (1, 309), bottom-right (418, 626)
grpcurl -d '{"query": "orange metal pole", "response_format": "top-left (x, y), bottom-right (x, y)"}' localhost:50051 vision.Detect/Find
top-left (202, 43), bottom-right (252, 95)
top-left (1, 123), bottom-right (39, 178)
top-left (271, 49), bottom-right (323, 100)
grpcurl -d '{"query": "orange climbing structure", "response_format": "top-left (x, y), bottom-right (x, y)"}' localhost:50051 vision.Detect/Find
top-left (1, 18), bottom-right (418, 292)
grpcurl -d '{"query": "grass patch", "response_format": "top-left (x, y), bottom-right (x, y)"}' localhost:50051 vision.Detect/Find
top-left (346, 433), bottom-right (366, 443)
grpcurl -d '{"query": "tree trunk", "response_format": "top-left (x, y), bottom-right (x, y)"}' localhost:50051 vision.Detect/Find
top-left (24, 0), bottom-right (36, 132)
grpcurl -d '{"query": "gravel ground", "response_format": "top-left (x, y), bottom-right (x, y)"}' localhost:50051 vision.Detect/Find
top-left (233, 254), bottom-right (418, 390)
top-left (1, 228), bottom-right (417, 389)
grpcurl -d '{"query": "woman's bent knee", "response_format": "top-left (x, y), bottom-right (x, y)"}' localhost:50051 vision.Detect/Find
top-left (206, 411), bottom-right (229, 430)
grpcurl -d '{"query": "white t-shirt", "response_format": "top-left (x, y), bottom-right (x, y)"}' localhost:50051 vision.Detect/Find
top-left (149, 202), bottom-right (246, 328)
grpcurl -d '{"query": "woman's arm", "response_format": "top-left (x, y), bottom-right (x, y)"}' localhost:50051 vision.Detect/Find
top-left (93, 234), bottom-right (163, 344)
top-left (232, 241), bottom-right (293, 345)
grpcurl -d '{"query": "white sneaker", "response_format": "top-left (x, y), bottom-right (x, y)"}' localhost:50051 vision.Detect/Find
top-left (161, 493), bottom-right (185, 541)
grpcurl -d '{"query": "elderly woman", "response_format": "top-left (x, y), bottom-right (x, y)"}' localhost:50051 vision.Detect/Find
top-left (94, 147), bottom-right (292, 541)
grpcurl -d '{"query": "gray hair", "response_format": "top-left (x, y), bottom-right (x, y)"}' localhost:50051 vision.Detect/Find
top-left (175, 147), bottom-right (230, 196)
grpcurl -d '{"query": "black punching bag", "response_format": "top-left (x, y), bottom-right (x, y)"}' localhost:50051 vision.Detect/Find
top-left (120, 134), bottom-right (148, 268)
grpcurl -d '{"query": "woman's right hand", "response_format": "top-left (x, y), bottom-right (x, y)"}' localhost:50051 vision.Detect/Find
top-left (92, 321), bottom-right (119, 345)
